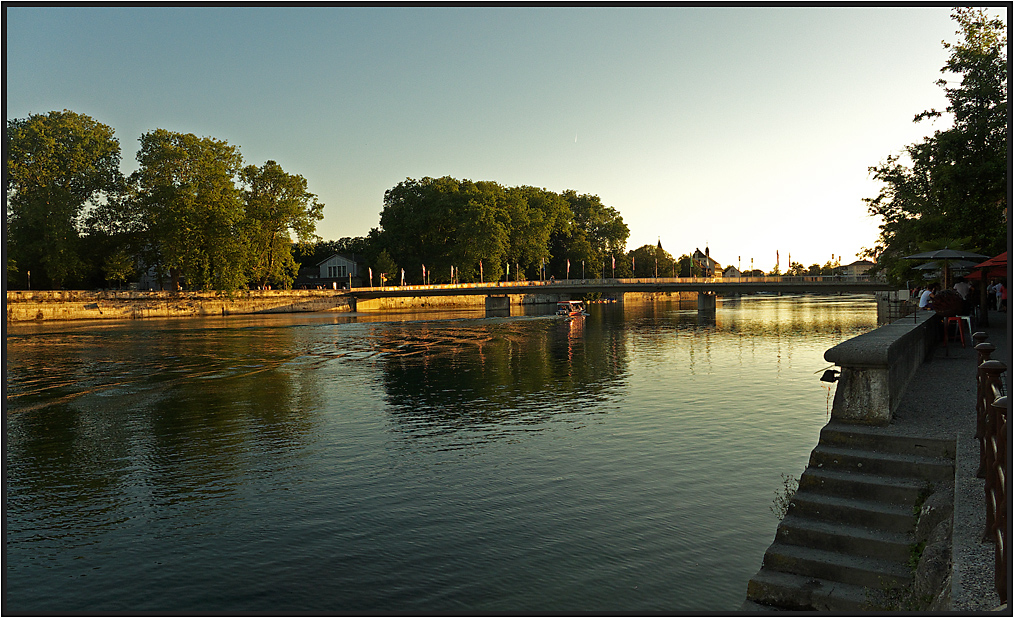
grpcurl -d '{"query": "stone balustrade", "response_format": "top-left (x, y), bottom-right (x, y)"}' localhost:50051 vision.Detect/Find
top-left (824, 310), bottom-right (940, 425)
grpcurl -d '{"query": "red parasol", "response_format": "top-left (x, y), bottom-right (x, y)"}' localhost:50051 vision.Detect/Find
top-left (965, 252), bottom-right (1007, 281)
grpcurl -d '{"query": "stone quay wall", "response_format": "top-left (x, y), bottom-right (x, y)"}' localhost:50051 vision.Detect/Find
top-left (824, 310), bottom-right (940, 425)
top-left (7, 288), bottom-right (704, 323)
top-left (6, 290), bottom-right (353, 323)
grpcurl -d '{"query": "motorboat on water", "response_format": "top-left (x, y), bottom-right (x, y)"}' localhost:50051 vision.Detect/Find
top-left (556, 300), bottom-right (589, 317)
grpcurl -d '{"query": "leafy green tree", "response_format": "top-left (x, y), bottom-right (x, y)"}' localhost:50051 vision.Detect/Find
top-left (131, 129), bottom-right (247, 291)
top-left (375, 177), bottom-right (628, 284)
top-left (6, 110), bottom-right (123, 288)
top-left (504, 186), bottom-right (570, 280)
top-left (627, 244), bottom-right (673, 278)
top-left (102, 249), bottom-right (135, 289)
top-left (864, 8), bottom-right (1007, 284)
top-left (373, 250), bottom-right (397, 286)
top-left (550, 191), bottom-right (629, 280)
top-left (241, 160), bottom-right (324, 289)
top-left (786, 262), bottom-right (806, 276)
top-left (294, 236), bottom-right (374, 271)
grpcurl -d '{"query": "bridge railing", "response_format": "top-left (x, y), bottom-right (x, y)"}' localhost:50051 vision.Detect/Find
top-left (973, 333), bottom-right (1008, 604)
top-left (354, 274), bottom-right (879, 292)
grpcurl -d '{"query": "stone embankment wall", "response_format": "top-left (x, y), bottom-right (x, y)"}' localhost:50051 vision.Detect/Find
top-left (6, 290), bottom-right (353, 323)
top-left (621, 290), bottom-right (699, 303)
top-left (824, 311), bottom-right (939, 425)
top-left (7, 288), bottom-right (704, 323)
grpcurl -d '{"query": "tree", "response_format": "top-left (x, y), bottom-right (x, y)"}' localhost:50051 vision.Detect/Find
top-left (373, 250), bottom-right (397, 286)
top-left (551, 191), bottom-right (629, 280)
top-left (627, 244), bottom-right (673, 278)
top-left (6, 110), bottom-right (123, 289)
top-left (676, 254), bottom-right (700, 277)
top-left (375, 177), bottom-right (629, 284)
top-left (786, 262), bottom-right (806, 276)
top-left (864, 8), bottom-right (1007, 284)
top-left (131, 129), bottom-right (247, 291)
top-left (102, 250), bottom-right (135, 289)
top-left (241, 160), bottom-right (324, 289)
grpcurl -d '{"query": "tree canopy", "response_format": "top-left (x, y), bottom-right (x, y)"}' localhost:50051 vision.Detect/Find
top-left (863, 8), bottom-right (1007, 284)
top-left (6, 110), bottom-right (124, 288)
top-left (374, 176), bottom-right (627, 284)
top-left (131, 129), bottom-right (248, 291)
top-left (241, 160), bottom-right (324, 288)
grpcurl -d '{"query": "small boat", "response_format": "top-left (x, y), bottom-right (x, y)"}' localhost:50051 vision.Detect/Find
top-left (556, 300), bottom-right (589, 317)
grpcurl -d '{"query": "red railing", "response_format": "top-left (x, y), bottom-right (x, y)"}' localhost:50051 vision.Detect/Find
top-left (974, 333), bottom-right (1007, 603)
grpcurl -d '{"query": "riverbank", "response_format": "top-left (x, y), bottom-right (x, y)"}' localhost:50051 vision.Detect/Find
top-left (5, 289), bottom-right (701, 323)
top-left (5, 289), bottom-right (354, 322)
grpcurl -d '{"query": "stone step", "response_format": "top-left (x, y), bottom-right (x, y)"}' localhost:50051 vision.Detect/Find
top-left (818, 423), bottom-right (956, 459)
top-left (762, 541), bottom-right (912, 590)
top-left (787, 489), bottom-right (917, 534)
top-left (809, 444), bottom-right (954, 482)
top-left (745, 566), bottom-right (873, 612)
top-left (799, 466), bottom-right (928, 504)
top-left (776, 514), bottom-right (913, 563)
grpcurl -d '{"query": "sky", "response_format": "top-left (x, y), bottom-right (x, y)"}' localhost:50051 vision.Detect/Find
top-left (6, 5), bottom-right (1001, 271)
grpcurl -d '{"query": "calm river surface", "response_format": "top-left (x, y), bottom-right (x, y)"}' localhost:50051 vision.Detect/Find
top-left (6, 294), bottom-right (877, 613)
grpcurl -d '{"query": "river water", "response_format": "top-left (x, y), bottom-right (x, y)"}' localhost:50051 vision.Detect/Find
top-left (5, 294), bottom-right (877, 613)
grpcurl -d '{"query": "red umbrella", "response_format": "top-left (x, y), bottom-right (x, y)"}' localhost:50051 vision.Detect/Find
top-left (965, 252), bottom-right (1007, 280)
top-left (976, 251), bottom-right (1007, 269)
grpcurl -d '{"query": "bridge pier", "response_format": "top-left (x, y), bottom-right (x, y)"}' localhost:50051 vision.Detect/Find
top-left (697, 291), bottom-right (716, 315)
top-left (485, 295), bottom-right (510, 317)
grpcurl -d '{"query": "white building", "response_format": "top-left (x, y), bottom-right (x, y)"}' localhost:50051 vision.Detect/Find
top-left (318, 254), bottom-right (359, 279)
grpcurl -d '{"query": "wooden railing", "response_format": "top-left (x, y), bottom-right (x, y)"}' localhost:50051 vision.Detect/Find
top-left (974, 332), bottom-right (1007, 604)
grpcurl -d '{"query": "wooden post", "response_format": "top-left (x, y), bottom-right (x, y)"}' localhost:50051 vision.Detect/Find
top-left (980, 361), bottom-right (1006, 541)
top-left (976, 345), bottom-right (998, 477)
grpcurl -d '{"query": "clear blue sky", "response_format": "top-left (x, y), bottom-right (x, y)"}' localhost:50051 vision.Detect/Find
top-left (7, 6), bottom-right (996, 270)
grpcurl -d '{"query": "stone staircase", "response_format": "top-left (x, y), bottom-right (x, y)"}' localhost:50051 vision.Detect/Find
top-left (743, 422), bottom-right (955, 611)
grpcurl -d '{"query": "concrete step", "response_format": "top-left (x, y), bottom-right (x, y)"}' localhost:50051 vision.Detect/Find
top-left (799, 466), bottom-right (928, 504)
top-left (776, 514), bottom-right (912, 563)
top-left (809, 444), bottom-right (954, 482)
top-left (762, 541), bottom-right (912, 589)
top-left (787, 489), bottom-right (917, 534)
top-left (819, 423), bottom-right (956, 459)
top-left (746, 566), bottom-right (873, 612)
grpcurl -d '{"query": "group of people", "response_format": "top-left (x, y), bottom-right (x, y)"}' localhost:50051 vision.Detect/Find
top-left (913, 277), bottom-right (1006, 315)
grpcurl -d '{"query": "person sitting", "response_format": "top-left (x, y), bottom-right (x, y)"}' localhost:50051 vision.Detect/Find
top-left (932, 288), bottom-right (963, 317)
top-left (919, 284), bottom-right (937, 310)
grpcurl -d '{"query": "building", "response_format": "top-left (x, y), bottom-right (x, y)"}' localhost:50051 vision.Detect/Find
top-left (723, 265), bottom-right (742, 278)
top-left (295, 253), bottom-right (363, 289)
top-left (837, 259), bottom-right (875, 279)
top-left (692, 247), bottom-right (722, 277)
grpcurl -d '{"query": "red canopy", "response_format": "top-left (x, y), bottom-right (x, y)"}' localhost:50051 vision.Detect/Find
top-left (965, 252), bottom-right (1007, 281)
top-left (976, 251), bottom-right (1007, 268)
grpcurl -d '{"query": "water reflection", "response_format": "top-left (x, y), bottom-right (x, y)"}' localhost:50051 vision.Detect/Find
top-left (6, 318), bottom-right (325, 555)
top-left (5, 297), bottom-right (879, 613)
top-left (378, 314), bottom-right (628, 447)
